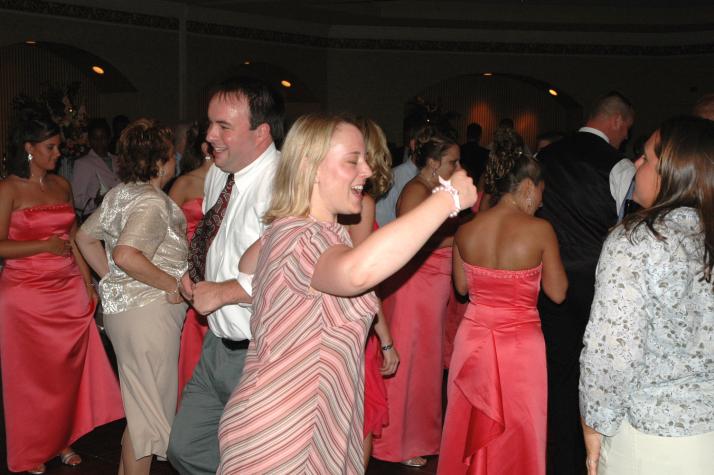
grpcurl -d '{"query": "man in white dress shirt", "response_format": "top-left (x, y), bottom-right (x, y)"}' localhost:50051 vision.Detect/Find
top-left (167, 77), bottom-right (284, 475)
top-left (71, 118), bottom-right (120, 218)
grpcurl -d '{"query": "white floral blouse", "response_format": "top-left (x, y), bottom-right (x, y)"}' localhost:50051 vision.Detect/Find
top-left (579, 207), bottom-right (714, 437)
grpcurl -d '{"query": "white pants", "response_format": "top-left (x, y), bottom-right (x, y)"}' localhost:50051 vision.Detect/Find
top-left (600, 419), bottom-right (714, 475)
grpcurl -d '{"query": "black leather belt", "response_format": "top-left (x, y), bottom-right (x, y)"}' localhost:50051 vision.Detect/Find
top-left (221, 338), bottom-right (249, 350)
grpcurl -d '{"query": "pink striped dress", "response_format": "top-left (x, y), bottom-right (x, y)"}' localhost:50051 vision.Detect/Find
top-left (218, 217), bottom-right (379, 474)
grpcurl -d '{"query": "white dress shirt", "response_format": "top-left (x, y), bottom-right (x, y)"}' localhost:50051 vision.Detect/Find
top-left (204, 143), bottom-right (279, 340)
top-left (71, 149), bottom-right (120, 216)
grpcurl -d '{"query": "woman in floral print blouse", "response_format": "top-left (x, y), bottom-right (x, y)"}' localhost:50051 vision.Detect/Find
top-left (579, 115), bottom-right (714, 475)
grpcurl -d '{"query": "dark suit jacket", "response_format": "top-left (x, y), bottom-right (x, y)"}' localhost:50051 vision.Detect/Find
top-left (459, 142), bottom-right (490, 182)
top-left (537, 131), bottom-right (624, 345)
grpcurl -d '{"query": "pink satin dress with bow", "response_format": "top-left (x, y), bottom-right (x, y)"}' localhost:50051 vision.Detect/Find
top-left (437, 262), bottom-right (546, 475)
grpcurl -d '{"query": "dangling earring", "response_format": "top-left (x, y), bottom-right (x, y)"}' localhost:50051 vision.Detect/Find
top-left (27, 153), bottom-right (33, 161)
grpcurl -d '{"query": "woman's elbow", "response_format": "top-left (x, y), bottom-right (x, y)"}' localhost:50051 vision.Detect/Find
top-left (545, 283), bottom-right (568, 304)
top-left (111, 246), bottom-right (135, 271)
top-left (455, 281), bottom-right (468, 297)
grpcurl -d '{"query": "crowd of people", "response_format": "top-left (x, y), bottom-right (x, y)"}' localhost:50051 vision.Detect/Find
top-left (0, 78), bottom-right (712, 475)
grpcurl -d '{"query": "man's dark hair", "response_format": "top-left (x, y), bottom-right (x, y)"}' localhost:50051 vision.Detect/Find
top-left (466, 122), bottom-right (483, 142)
top-left (209, 76), bottom-right (285, 145)
top-left (87, 118), bottom-right (111, 137)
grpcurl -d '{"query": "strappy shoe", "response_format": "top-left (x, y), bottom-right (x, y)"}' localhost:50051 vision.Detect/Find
top-left (27, 463), bottom-right (46, 475)
top-left (60, 449), bottom-right (82, 467)
top-left (400, 456), bottom-right (427, 467)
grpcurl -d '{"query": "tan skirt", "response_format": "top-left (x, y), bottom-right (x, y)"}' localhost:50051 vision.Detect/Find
top-left (600, 419), bottom-right (714, 475)
top-left (104, 299), bottom-right (186, 459)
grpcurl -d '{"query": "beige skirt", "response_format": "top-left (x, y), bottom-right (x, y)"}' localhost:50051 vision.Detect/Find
top-left (600, 419), bottom-right (714, 475)
top-left (104, 299), bottom-right (186, 459)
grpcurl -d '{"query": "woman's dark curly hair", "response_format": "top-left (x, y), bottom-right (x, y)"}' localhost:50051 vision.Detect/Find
top-left (483, 127), bottom-right (541, 205)
top-left (116, 118), bottom-right (174, 183)
top-left (413, 129), bottom-right (457, 170)
top-left (178, 120), bottom-right (210, 175)
top-left (622, 115), bottom-right (714, 283)
top-left (6, 112), bottom-right (60, 179)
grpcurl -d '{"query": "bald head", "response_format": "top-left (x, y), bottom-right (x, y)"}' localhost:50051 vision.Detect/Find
top-left (589, 92), bottom-right (635, 123)
top-left (585, 91), bottom-right (635, 149)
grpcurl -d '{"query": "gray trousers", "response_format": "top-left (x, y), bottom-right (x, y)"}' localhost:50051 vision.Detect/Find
top-left (167, 331), bottom-right (247, 475)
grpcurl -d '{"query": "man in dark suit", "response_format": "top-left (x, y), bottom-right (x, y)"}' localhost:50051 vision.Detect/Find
top-left (536, 91), bottom-right (634, 475)
top-left (459, 122), bottom-right (490, 182)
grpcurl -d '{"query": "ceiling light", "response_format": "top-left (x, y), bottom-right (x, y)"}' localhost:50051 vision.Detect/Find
top-left (281, 80), bottom-right (292, 88)
top-left (92, 65), bottom-right (105, 75)
top-left (548, 88), bottom-right (558, 96)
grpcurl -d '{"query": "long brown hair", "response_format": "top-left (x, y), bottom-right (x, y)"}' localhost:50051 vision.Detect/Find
top-left (622, 115), bottom-right (714, 282)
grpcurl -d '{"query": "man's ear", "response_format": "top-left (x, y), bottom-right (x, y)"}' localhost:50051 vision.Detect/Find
top-left (256, 123), bottom-right (271, 141)
top-left (612, 113), bottom-right (625, 130)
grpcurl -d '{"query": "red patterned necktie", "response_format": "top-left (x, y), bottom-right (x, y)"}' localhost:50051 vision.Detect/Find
top-left (187, 173), bottom-right (235, 283)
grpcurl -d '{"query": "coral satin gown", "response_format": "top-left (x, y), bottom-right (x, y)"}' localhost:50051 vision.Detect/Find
top-left (372, 247), bottom-right (453, 462)
top-left (437, 263), bottom-right (547, 475)
top-left (0, 203), bottom-right (124, 472)
top-left (177, 197), bottom-right (208, 401)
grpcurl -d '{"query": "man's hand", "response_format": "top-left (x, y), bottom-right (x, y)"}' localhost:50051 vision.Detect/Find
top-left (190, 279), bottom-right (251, 315)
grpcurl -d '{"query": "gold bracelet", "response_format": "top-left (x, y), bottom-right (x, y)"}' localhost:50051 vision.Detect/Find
top-left (166, 276), bottom-right (180, 295)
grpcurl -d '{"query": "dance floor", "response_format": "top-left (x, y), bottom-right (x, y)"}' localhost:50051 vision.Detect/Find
top-left (0, 417), bottom-right (438, 474)
top-left (0, 332), bottom-right (441, 474)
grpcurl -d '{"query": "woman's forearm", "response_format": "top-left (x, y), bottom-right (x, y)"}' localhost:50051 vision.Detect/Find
top-left (75, 230), bottom-right (109, 278)
top-left (372, 307), bottom-right (392, 345)
top-left (0, 239), bottom-right (53, 259)
top-left (313, 191), bottom-right (455, 296)
top-left (112, 245), bottom-right (178, 293)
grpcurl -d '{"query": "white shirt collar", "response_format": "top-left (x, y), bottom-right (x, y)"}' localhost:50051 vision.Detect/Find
top-left (233, 143), bottom-right (276, 181)
top-left (579, 127), bottom-right (610, 144)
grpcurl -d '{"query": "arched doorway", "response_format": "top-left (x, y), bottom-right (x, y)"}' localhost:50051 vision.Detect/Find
top-left (0, 41), bottom-right (135, 176)
top-left (409, 73), bottom-right (581, 151)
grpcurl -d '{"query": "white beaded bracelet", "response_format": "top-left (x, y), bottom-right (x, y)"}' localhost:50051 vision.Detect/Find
top-left (433, 178), bottom-right (460, 217)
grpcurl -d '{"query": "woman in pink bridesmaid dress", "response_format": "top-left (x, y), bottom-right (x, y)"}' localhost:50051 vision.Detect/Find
top-left (372, 132), bottom-right (461, 467)
top-left (168, 121), bottom-right (214, 400)
top-left (0, 115), bottom-right (123, 474)
top-left (437, 128), bottom-right (567, 475)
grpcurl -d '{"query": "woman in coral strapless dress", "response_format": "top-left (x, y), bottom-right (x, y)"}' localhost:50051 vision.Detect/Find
top-left (437, 129), bottom-right (567, 475)
top-left (0, 115), bottom-right (124, 474)
top-left (168, 121), bottom-right (213, 400)
top-left (372, 132), bottom-right (461, 468)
